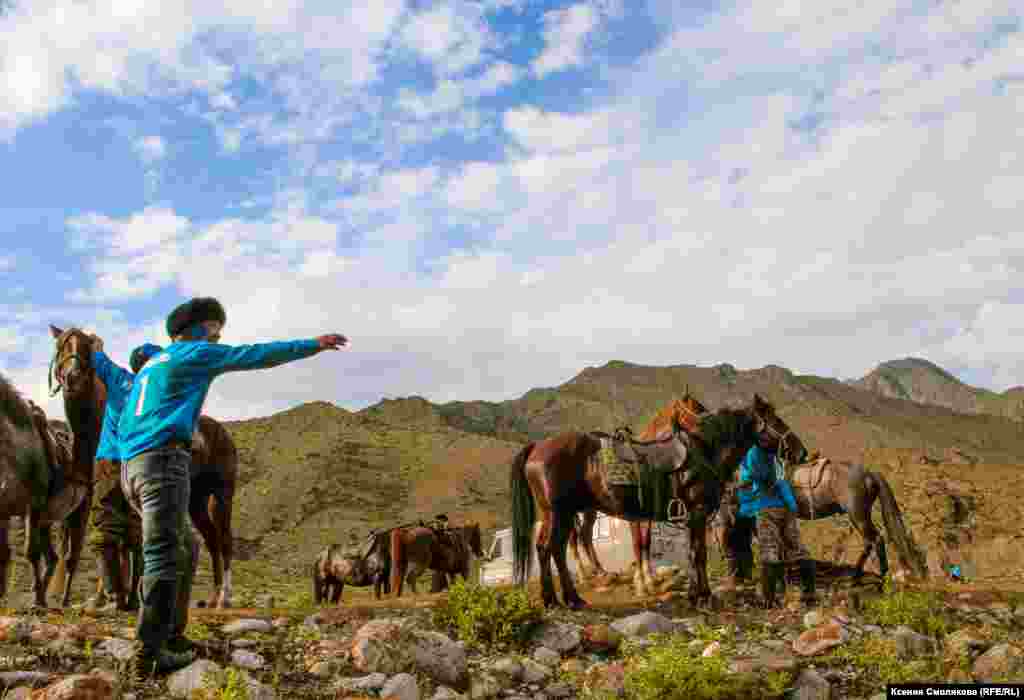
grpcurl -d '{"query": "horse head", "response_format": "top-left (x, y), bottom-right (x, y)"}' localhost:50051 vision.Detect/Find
top-left (48, 326), bottom-right (97, 398)
top-left (750, 393), bottom-right (807, 465)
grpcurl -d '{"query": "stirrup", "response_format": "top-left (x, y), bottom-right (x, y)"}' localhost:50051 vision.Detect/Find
top-left (667, 499), bottom-right (688, 522)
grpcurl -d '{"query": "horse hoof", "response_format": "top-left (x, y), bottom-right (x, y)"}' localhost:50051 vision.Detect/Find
top-left (567, 598), bottom-right (589, 611)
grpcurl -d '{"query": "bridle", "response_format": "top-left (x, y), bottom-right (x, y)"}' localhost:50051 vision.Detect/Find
top-left (48, 329), bottom-right (93, 397)
top-left (754, 410), bottom-right (798, 465)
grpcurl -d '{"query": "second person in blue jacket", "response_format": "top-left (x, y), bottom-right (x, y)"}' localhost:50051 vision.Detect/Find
top-left (738, 442), bottom-right (817, 608)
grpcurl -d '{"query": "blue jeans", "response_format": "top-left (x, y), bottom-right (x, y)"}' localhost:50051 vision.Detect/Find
top-left (121, 446), bottom-right (195, 649)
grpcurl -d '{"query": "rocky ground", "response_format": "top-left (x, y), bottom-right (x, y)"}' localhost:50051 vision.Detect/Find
top-left (0, 563), bottom-right (1023, 700)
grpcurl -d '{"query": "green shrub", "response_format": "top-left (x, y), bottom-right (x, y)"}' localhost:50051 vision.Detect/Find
top-left (617, 634), bottom-right (790, 700)
top-left (824, 636), bottom-right (945, 688)
top-left (432, 579), bottom-right (543, 649)
top-left (862, 578), bottom-right (950, 637)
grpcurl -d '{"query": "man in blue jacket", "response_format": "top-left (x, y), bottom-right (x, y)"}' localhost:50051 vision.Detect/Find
top-left (737, 442), bottom-right (816, 608)
top-left (85, 339), bottom-right (163, 613)
top-left (118, 297), bottom-right (349, 673)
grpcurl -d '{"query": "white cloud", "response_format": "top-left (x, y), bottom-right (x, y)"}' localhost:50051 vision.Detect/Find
top-left (0, 0), bottom-right (405, 142)
top-left (398, 2), bottom-right (494, 77)
top-left (6, 0), bottom-right (1024, 424)
top-left (444, 161), bottom-right (503, 211)
top-left (532, 0), bottom-right (621, 77)
top-left (133, 135), bottom-right (166, 164)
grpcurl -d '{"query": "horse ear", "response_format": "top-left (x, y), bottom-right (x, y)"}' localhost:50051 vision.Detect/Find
top-left (49, 325), bottom-right (63, 339)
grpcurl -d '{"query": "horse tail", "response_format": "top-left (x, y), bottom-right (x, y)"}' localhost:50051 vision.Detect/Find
top-left (870, 471), bottom-right (928, 579)
top-left (510, 442), bottom-right (536, 587)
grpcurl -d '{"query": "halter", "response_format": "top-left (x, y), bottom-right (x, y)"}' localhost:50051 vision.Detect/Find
top-left (755, 412), bottom-right (795, 465)
top-left (48, 329), bottom-right (92, 397)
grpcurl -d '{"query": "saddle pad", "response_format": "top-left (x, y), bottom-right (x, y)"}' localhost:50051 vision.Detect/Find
top-left (597, 440), bottom-right (638, 486)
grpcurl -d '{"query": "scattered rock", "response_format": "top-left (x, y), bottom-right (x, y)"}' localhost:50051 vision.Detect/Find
top-left (486, 657), bottom-right (522, 681)
top-left (890, 626), bottom-right (937, 658)
top-left (610, 612), bottom-right (674, 638)
top-left (95, 638), bottom-right (135, 662)
top-left (530, 622), bottom-right (582, 653)
top-left (520, 658), bottom-right (552, 684)
top-left (532, 648), bottom-right (560, 667)
top-left (222, 619), bottom-right (272, 635)
top-left (0, 672), bottom-right (53, 687)
top-left (334, 674), bottom-right (389, 694)
top-left (230, 649), bottom-right (266, 670)
top-left (792, 668), bottom-right (831, 700)
top-left (26, 674), bottom-right (112, 700)
top-left (972, 643), bottom-right (1024, 682)
top-left (166, 659), bottom-right (223, 698)
top-left (793, 622), bottom-right (849, 657)
top-left (381, 673), bottom-right (419, 700)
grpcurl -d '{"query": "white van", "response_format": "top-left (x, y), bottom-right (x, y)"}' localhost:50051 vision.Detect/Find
top-left (479, 513), bottom-right (691, 586)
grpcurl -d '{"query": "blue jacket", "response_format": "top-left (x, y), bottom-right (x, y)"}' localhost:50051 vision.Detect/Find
top-left (118, 339), bottom-right (321, 461)
top-left (737, 445), bottom-right (798, 517)
top-left (93, 351), bottom-right (136, 462)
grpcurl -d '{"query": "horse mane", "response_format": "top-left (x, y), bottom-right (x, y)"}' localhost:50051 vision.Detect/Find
top-left (638, 396), bottom-right (706, 440)
top-left (0, 373), bottom-right (34, 430)
top-left (695, 407), bottom-right (753, 454)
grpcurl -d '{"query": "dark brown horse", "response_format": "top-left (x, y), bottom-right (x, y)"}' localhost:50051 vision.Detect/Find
top-left (0, 372), bottom-right (91, 608)
top-left (389, 523), bottom-right (483, 598)
top-left (49, 326), bottom-right (240, 608)
top-left (510, 394), bottom-right (806, 608)
top-left (568, 392), bottom-right (712, 596)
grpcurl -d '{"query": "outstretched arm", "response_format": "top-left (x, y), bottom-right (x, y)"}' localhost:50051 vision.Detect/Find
top-left (187, 334), bottom-right (348, 376)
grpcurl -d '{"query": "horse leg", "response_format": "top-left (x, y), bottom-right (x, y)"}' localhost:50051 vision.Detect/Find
top-left (535, 512), bottom-right (558, 608)
top-left (551, 510), bottom-right (587, 610)
top-left (389, 530), bottom-right (406, 598)
top-left (567, 519), bottom-right (589, 581)
top-left (333, 581), bottom-right (344, 606)
top-left (641, 522), bottom-right (657, 595)
top-left (848, 504), bottom-right (877, 581)
top-left (579, 510), bottom-right (607, 578)
top-left (211, 486), bottom-right (235, 608)
top-left (0, 525), bottom-right (8, 601)
top-left (189, 489), bottom-right (222, 609)
top-left (687, 519), bottom-right (711, 607)
top-left (59, 497), bottom-right (90, 608)
top-left (25, 512), bottom-right (49, 608)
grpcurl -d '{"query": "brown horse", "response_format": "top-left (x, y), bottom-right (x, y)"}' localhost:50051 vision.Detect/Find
top-left (49, 326), bottom-right (240, 608)
top-left (312, 532), bottom-right (391, 605)
top-left (568, 392), bottom-right (712, 596)
top-left (0, 373), bottom-right (92, 608)
top-left (389, 523), bottom-right (484, 598)
top-left (784, 456), bottom-right (928, 580)
top-left (510, 394), bottom-right (806, 608)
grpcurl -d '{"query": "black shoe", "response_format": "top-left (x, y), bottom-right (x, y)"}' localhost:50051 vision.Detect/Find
top-left (760, 561), bottom-right (786, 609)
top-left (166, 635), bottom-right (196, 654)
top-left (799, 559), bottom-right (818, 607)
top-left (135, 647), bottom-right (195, 675)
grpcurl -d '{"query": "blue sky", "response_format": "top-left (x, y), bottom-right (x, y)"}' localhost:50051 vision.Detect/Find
top-left (1, 0), bottom-right (1023, 421)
